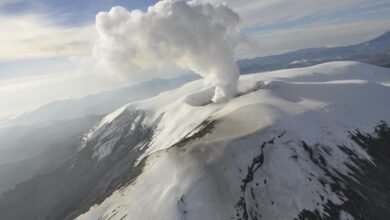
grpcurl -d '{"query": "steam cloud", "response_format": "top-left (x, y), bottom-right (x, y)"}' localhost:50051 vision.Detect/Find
top-left (94, 0), bottom-right (246, 102)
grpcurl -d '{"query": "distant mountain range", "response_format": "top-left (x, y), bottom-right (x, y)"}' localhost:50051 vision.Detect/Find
top-left (0, 75), bottom-right (197, 127)
top-left (0, 74), bottom-right (198, 192)
top-left (0, 115), bottom-right (100, 193)
top-left (238, 31), bottom-right (390, 74)
top-left (3, 31), bottom-right (389, 128)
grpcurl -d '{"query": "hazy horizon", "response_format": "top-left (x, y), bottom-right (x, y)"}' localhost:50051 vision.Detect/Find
top-left (1, 0), bottom-right (390, 119)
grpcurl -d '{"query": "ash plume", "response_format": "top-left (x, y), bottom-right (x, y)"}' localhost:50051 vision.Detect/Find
top-left (94, 0), bottom-right (246, 102)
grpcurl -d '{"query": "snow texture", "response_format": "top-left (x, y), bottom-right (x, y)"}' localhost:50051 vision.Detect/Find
top-left (78, 61), bottom-right (390, 220)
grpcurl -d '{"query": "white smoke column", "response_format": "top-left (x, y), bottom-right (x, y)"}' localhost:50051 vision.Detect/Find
top-left (94, 0), bottom-right (246, 102)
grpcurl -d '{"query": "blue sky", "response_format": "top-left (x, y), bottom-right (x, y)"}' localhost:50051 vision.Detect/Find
top-left (0, 0), bottom-right (389, 62)
top-left (0, 0), bottom-right (157, 25)
top-left (0, 0), bottom-right (389, 118)
top-left (243, 1), bottom-right (390, 34)
top-left (1, 0), bottom-right (389, 33)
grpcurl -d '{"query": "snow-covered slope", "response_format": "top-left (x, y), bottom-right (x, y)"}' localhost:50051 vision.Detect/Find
top-left (3, 61), bottom-right (387, 220)
top-left (0, 75), bottom-right (196, 128)
top-left (75, 61), bottom-right (390, 220)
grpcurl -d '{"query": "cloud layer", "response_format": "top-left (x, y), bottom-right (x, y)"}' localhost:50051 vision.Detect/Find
top-left (0, 14), bottom-right (94, 60)
top-left (94, 0), bottom-right (246, 102)
top-left (209, 0), bottom-right (390, 28)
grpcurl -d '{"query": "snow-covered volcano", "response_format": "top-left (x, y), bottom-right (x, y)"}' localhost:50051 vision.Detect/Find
top-left (75, 61), bottom-right (390, 220)
top-left (1, 61), bottom-right (389, 220)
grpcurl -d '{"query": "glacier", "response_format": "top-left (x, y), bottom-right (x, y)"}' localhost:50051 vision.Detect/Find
top-left (74, 61), bottom-right (390, 220)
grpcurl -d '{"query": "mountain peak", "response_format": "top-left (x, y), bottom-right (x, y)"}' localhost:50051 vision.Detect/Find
top-left (76, 61), bottom-right (390, 220)
top-left (379, 30), bottom-right (390, 38)
top-left (364, 31), bottom-right (390, 44)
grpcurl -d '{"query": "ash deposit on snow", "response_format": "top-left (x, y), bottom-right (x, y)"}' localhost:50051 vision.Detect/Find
top-left (94, 0), bottom-right (246, 103)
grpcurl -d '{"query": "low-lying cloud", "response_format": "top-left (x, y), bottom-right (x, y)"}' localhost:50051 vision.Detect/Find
top-left (94, 0), bottom-right (246, 102)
